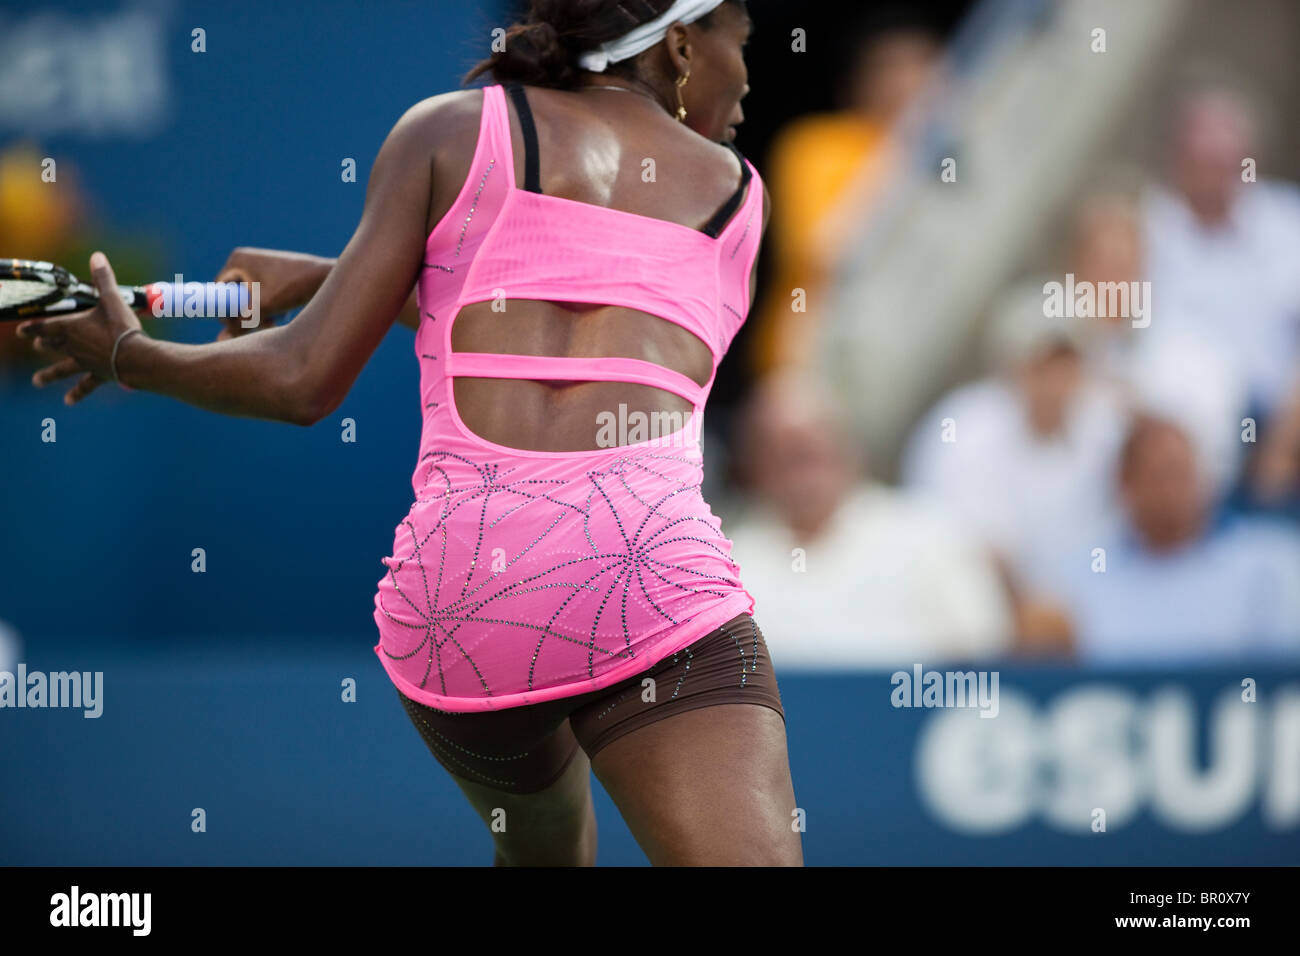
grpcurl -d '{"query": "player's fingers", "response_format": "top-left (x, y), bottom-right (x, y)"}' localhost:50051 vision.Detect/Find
top-left (88, 250), bottom-right (119, 297)
top-left (31, 334), bottom-right (69, 355)
top-left (32, 357), bottom-right (82, 387)
top-left (215, 266), bottom-right (252, 285)
top-left (64, 372), bottom-right (103, 406)
top-left (18, 314), bottom-right (76, 345)
top-left (216, 317), bottom-right (251, 340)
top-left (216, 307), bottom-right (265, 340)
top-left (87, 250), bottom-right (139, 325)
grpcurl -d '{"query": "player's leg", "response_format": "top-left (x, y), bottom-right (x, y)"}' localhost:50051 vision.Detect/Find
top-left (396, 690), bottom-right (596, 865)
top-left (572, 614), bottom-right (802, 865)
top-left (446, 745), bottom-right (597, 867)
top-left (591, 703), bottom-right (801, 865)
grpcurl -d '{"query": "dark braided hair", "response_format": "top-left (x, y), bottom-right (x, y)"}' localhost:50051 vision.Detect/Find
top-left (465, 0), bottom-right (740, 90)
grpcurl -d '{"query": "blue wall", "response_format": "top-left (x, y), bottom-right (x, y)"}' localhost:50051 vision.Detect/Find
top-left (3, 639), bottom-right (1296, 865)
top-left (2, 0), bottom-right (506, 644)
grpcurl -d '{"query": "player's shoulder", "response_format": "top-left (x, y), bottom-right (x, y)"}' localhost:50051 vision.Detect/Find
top-left (367, 89), bottom-right (490, 185)
top-left (389, 89), bottom-right (485, 147)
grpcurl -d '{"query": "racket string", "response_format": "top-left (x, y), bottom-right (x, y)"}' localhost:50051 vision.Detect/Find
top-left (0, 279), bottom-right (60, 309)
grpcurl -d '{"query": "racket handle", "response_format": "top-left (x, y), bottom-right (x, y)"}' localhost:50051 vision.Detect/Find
top-left (132, 282), bottom-right (252, 319)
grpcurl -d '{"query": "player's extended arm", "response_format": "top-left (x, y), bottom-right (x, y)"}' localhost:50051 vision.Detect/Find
top-left (20, 98), bottom-right (440, 422)
top-left (214, 248), bottom-right (421, 333)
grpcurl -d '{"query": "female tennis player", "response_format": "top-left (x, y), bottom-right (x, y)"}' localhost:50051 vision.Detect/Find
top-left (19, 0), bottom-right (800, 866)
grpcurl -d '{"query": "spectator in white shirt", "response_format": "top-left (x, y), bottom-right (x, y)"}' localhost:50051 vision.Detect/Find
top-left (901, 282), bottom-right (1129, 650)
top-left (1142, 77), bottom-right (1300, 419)
top-left (1066, 183), bottom-right (1249, 500)
top-left (724, 372), bottom-right (1013, 669)
top-left (1052, 414), bottom-right (1300, 664)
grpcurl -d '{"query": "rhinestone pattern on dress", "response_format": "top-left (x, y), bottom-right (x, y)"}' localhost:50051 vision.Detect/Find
top-left (455, 160), bottom-right (496, 257)
top-left (376, 446), bottom-right (746, 701)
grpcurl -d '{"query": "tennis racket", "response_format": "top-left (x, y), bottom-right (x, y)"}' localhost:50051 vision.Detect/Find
top-left (0, 258), bottom-right (251, 321)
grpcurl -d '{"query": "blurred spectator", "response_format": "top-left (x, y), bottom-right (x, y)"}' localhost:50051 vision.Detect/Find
top-left (1252, 378), bottom-right (1300, 509)
top-left (900, 282), bottom-right (1129, 653)
top-left (749, 9), bottom-right (941, 375)
top-left (1065, 183), bottom-right (1150, 369)
top-left (724, 372), bottom-right (1012, 668)
top-left (1142, 74), bottom-right (1300, 424)
top-left (1052, 415), bottom-right (1300, 664)
top-left (1067, 182), bottom-right (1249, 499)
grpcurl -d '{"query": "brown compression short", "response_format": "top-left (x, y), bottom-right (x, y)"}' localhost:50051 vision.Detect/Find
top-left (395, 613), bottom-right (785, 794)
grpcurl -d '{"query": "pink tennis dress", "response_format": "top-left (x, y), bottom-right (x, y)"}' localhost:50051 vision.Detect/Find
top-left (372, 83), bottom-right (764, 711)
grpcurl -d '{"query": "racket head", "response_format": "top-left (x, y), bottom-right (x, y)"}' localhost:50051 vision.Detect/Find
top-left (0, 259), bottom-right (99, 321)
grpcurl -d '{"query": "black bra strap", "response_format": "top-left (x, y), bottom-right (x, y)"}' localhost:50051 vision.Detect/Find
top-left (701, 141), bottom-right (753, 238)
top-left (505, 85), bottom-right (750, 235)
top-left (504, 83), bottom-right (542, 193)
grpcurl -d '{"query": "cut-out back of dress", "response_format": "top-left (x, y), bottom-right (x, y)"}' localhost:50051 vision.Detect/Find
top-left (372, 83), bottom-right (765, 712)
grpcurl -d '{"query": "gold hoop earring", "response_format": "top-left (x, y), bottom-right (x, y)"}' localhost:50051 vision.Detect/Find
top-left (675, 71), bottom-right (690, 123)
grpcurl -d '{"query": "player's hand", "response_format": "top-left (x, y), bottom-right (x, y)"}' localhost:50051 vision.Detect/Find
top-left (213, 248), bottom-right (292, 341)
top-left (17, 251), bottom-right (143, 405)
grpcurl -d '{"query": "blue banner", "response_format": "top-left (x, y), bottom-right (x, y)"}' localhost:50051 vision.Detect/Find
top-left (3, 641), bottom-right (1295, 865)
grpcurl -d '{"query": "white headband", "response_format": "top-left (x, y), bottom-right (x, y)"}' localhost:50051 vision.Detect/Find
top-left (577, 0), bottom-right (727, 73)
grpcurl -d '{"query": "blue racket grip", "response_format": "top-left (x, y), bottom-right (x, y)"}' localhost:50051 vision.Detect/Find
top-left (139, 281), bottom-right (255, 321)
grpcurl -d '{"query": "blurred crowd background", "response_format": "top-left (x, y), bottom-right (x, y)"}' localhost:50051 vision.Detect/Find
top-left (3, 0), bottom-right (1297, 867)
top-left (711, 0), bottom-right (1300, 671)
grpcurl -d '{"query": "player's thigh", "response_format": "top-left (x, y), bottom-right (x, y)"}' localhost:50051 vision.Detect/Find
top-left (396, 689), bottom-right (595, 862)
top-left (591, 702), bottom-right (802, 866)
top-left (448, 744), bottom-right (596, 865)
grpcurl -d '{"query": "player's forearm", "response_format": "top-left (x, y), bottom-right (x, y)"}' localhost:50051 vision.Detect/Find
top-left (236, 248), bottom-right (419, 330)
top-left (274, 250), bottom-right (334, 309)
top-left (113, 327), bottom-right (318, 425)
top-left (227, 248), bottom-right (336, 314)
